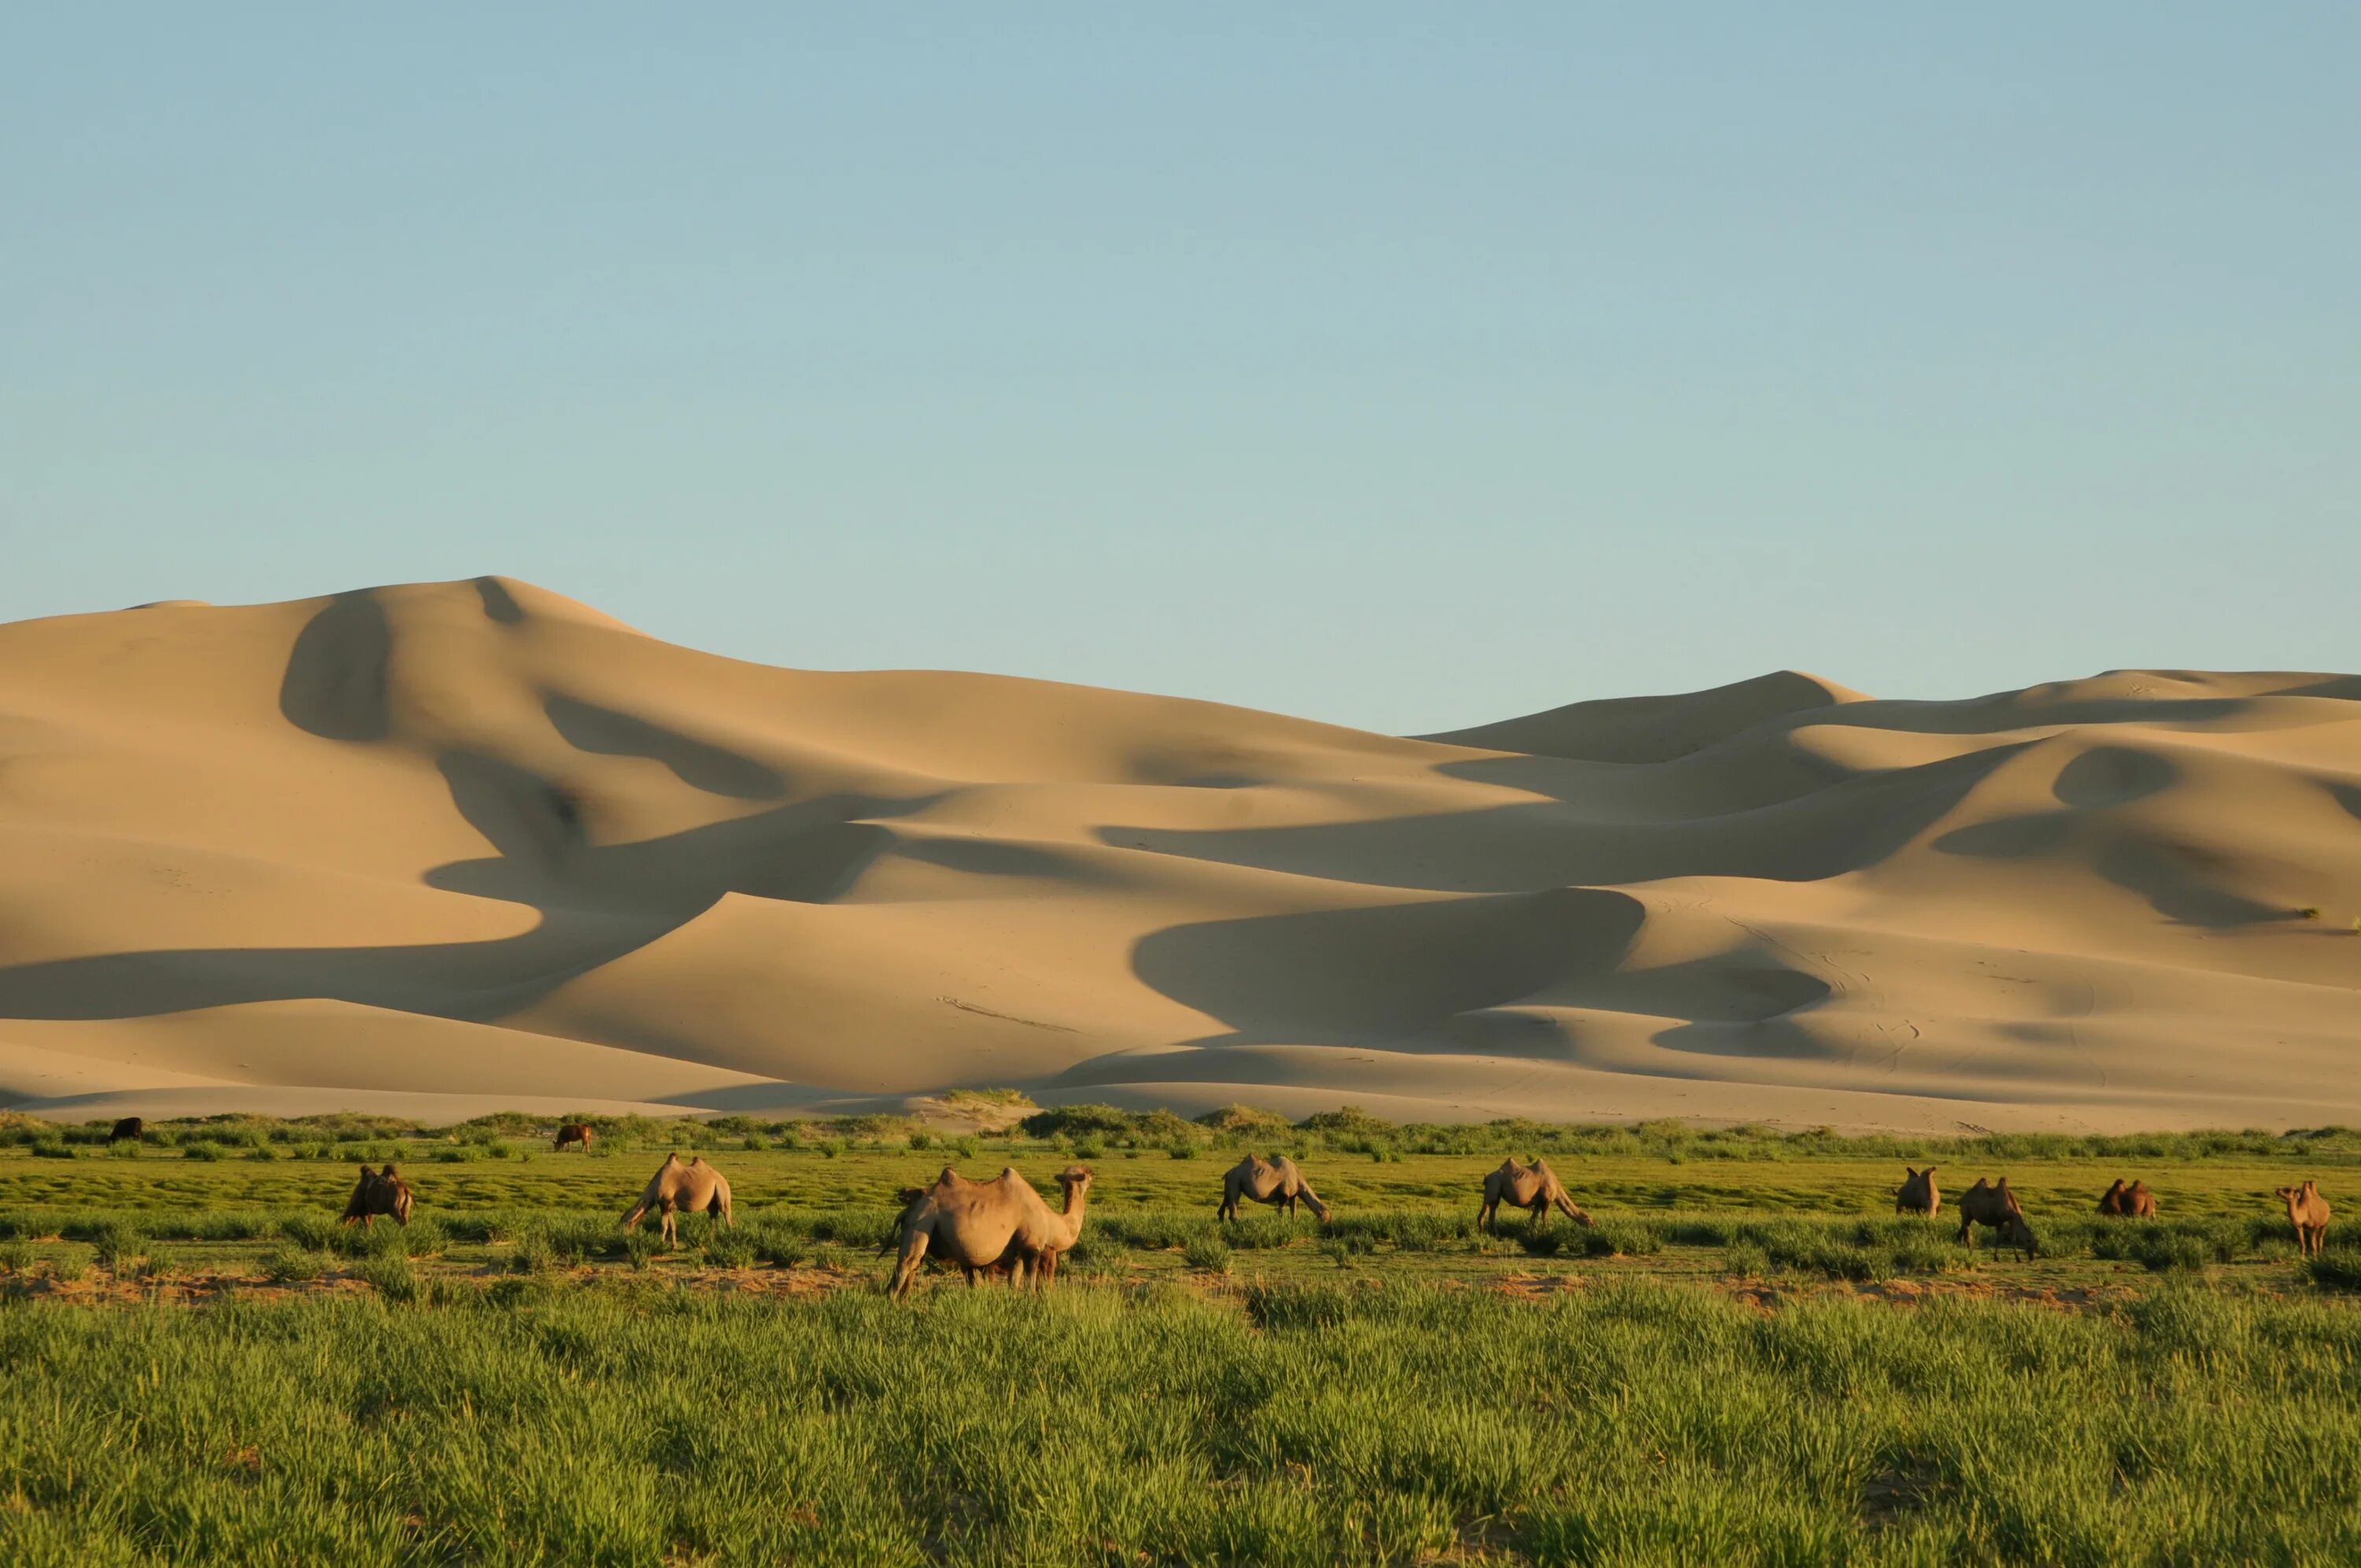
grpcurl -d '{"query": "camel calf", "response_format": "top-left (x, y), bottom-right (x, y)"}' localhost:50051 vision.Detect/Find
top-left (1218, 1153), bottom-right (1330, 1222)
top-left (621, 1153), bottom-right (733, 1248)
top-left (2276, 1180), bottom-right (2333, 1257)
top-left (1477, 1157), bottom-right (1592, 1233)
top-left (341, 1164), bottom-right (412, 1228)
top-left (1894, 1166), bottom-right (1939, 1218)
top-left (2097, 1179), bottom-right (2157, 1219)
top-left (1954, 1177), bottom-right (2038, 1260)
top-left (553, 1122), bottom-right (595, 1153)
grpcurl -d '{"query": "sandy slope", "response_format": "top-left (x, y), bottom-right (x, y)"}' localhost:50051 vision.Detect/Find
top-left (1, 577), bottom-right (2355, 1131)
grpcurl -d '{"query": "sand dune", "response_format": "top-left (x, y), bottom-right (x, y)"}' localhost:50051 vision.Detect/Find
top-left (0, 578), bottom-right (2355, 1131)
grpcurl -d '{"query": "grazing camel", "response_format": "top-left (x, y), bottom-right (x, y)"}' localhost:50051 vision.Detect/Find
top-left (1218, 1153), bottom-right (1331, 1223)
top-left (340, 1164), bottom-right (412, 1228)
top-left (620, 1153), bottom-right (733, 1248)
top-left (887, 1165), bottom-right (1093, 1300)
top-left (1894, 1166), bottom-right (1940, 1218)
top-left (1476, 1157), bottom-right (1593, 1233)
top-left (553, 1122), bottom-right (595, 1153)
top-left (2276, 1180), bottom-right (2333, 1257)
top-left (2097, 1179), bottom-right (2157, 1219)
top-left (1954, 1177), bottom-right (2038, 1259)
top-left (109, 1116), bottom-right (144, 1144)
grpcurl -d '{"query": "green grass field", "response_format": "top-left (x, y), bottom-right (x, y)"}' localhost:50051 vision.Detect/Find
top-left (0, 1112), bottom-right (2355, 1563)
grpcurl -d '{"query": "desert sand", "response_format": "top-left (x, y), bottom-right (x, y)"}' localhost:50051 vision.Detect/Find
top-left (0, 577), bottom-right (2355, 1132)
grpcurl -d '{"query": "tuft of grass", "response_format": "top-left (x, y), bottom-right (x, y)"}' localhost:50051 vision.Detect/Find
top-left (1181, 1234), bottom-right (1232, 1275)
top-left (260, 1246), bottom-right (325, 1283)
top-left (356, 1253), bottom-right (419, 1303)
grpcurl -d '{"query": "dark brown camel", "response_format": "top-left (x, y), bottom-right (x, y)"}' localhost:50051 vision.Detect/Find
top-left (340, 1164), bottom-right (413, 1228)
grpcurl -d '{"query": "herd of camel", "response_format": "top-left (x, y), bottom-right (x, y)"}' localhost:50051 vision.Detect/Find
top-left (1892, 1164), bottom-right (2336, 1261)
top-left (305, 1130), bottom-right (2341, 1293)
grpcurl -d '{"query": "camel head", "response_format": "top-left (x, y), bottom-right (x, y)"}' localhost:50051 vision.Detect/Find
top-left (1057, 1164), bottom-right (1094, 1193)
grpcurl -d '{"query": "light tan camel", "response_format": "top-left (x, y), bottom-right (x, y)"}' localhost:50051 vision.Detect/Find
top-left (1477, 1157), bottom-right (1592, 1232)
top-left (620, 1153), bottom-right (733, 1248)
top-left (1218, 1153), bottom-right (1331, 1222)
top-left (887, 1164), bottom-right (1092, 1300)
top-left (340, 1164), bottom-right (412, 1228)
top-left (2276, 1179), bottom-right (2333, 1256)
top-left (2097, 1179), bottom-right (2157, 1218)
top-left (1894, 1166), bottom-right (1940, 1218)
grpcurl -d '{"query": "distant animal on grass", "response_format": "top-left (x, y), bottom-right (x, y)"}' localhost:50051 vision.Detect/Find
top-left (1894, 1166), bottom-right (1939, 1217)
top-left (2097, 1179), bottom-right (2157, 1219)
top-left (621, 1153), bottom-right (733, 1248)
top-left (553, 1123), bottom-right (594, 1153)
top-left (1218, 1153), bottom-right (1331, 1222)
top-left (109, 1117), bottom-right (143, 1144)
top-left (887, 1164), bottom-right (1093, 1300)
top-left (340, 1164), bottom-right (412, 1228)
top-left (2275, 1180), bottom-right (2333, 1257)
top-left (1477, 1157), bottom-right (1593, 1233)
top-left (1954, 1177), bottom-right (2038, 1259)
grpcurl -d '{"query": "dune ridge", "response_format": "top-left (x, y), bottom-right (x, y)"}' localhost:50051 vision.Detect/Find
top-left (1, 578), bottom-right (2356, 1131)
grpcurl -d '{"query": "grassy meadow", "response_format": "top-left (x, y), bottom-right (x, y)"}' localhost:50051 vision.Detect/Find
top-left (0, 1107), bottom-right (2356, 1563)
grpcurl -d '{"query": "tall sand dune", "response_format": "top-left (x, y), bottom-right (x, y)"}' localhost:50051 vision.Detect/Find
top-left (2, 579), bottom-right (2356, 1131)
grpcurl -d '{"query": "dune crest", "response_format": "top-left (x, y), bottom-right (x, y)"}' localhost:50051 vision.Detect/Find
top-left (2, 579), bottom-right (2357, 1131)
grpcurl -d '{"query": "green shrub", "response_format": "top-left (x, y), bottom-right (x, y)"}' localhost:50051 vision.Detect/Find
top-left (181, 1142), bottom-right (221, 1161)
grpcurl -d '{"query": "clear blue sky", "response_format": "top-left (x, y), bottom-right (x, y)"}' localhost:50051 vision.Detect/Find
top-left (4, 7), bottom-right (2354, 733)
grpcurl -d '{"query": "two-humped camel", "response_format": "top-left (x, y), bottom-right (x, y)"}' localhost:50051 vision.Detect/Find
top-left (1218, 1153), bottom-right (1330, 1222)
top-left (621, 1153), bottom-right (733, 1248)
top-left (341, 1164), bottom-right (412, 1228)
top-left (1894, 1166), bottom-right (1939, 1217)
top-left (1477, 1157), bottom-right (1592, 1232)
top-left (2277, 1179), bottom-right (2333, 1256)
top-left (1954, 1177), bottom-right (2038, 1259)
top-left (2097, 1179), bottom-right (2157, 1218)
top-left (888, 1165), bottom-right (1092, 1301)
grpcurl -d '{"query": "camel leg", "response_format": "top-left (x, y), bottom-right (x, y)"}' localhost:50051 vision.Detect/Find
top-left (661, 1203), bottom-right (678, 1249)
top-left (888, 1227), bottom-right (933, 1300)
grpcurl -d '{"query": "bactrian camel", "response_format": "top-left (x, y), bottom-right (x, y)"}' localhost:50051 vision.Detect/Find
top-left (2097, 1179), bottom-right (2157, 1218)
top-left (1477, 1157), bottom-right (1592, 1233)
top-left (341, 1164), bottom-right (412, 1228)
top-left (621, 1153), bottom-right (733, 1248)
top-left (888, 1164), bottom-right (1092, 1301)
top-left (1894, 1166), bottom-right (1939, 1218)
top-left (1218, 1153), bottom-right (1331, 1222)
top-left (1954, 1177), bottom-right (2038, 1259)
top-left (2277, 1179), bottom-right (2333, 1256)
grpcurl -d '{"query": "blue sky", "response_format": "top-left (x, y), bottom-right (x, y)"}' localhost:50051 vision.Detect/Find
top-left (4, 6), bottom-right (2353, 733)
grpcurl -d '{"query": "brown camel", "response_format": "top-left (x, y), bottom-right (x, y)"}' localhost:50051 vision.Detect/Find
top-left (553, 1122), bottom-right (595, 1153)
top-left (340, 1164), bottom-right (412, 1228)
top-left (1954, 1177), bottom-right (2038, 1259)
top-left (1218, 1153), bottom-right (1331, 1222)
top-left (1477, 1157), bottom-right (1593, 1233)
top-left (2097, 1179), bottom-right (2157, 1219)
top-left (1894, 1166), bottom-right (1940, 1217)
top-left (109, 1116), bottom-right (144, 1144)
top-left (2276, 1179), bottom-right (2333, 1256)
top-left (620, 1153), bottom-right (733, 1248)
top-left (887, 1164), bottom-right (1093, 1300)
